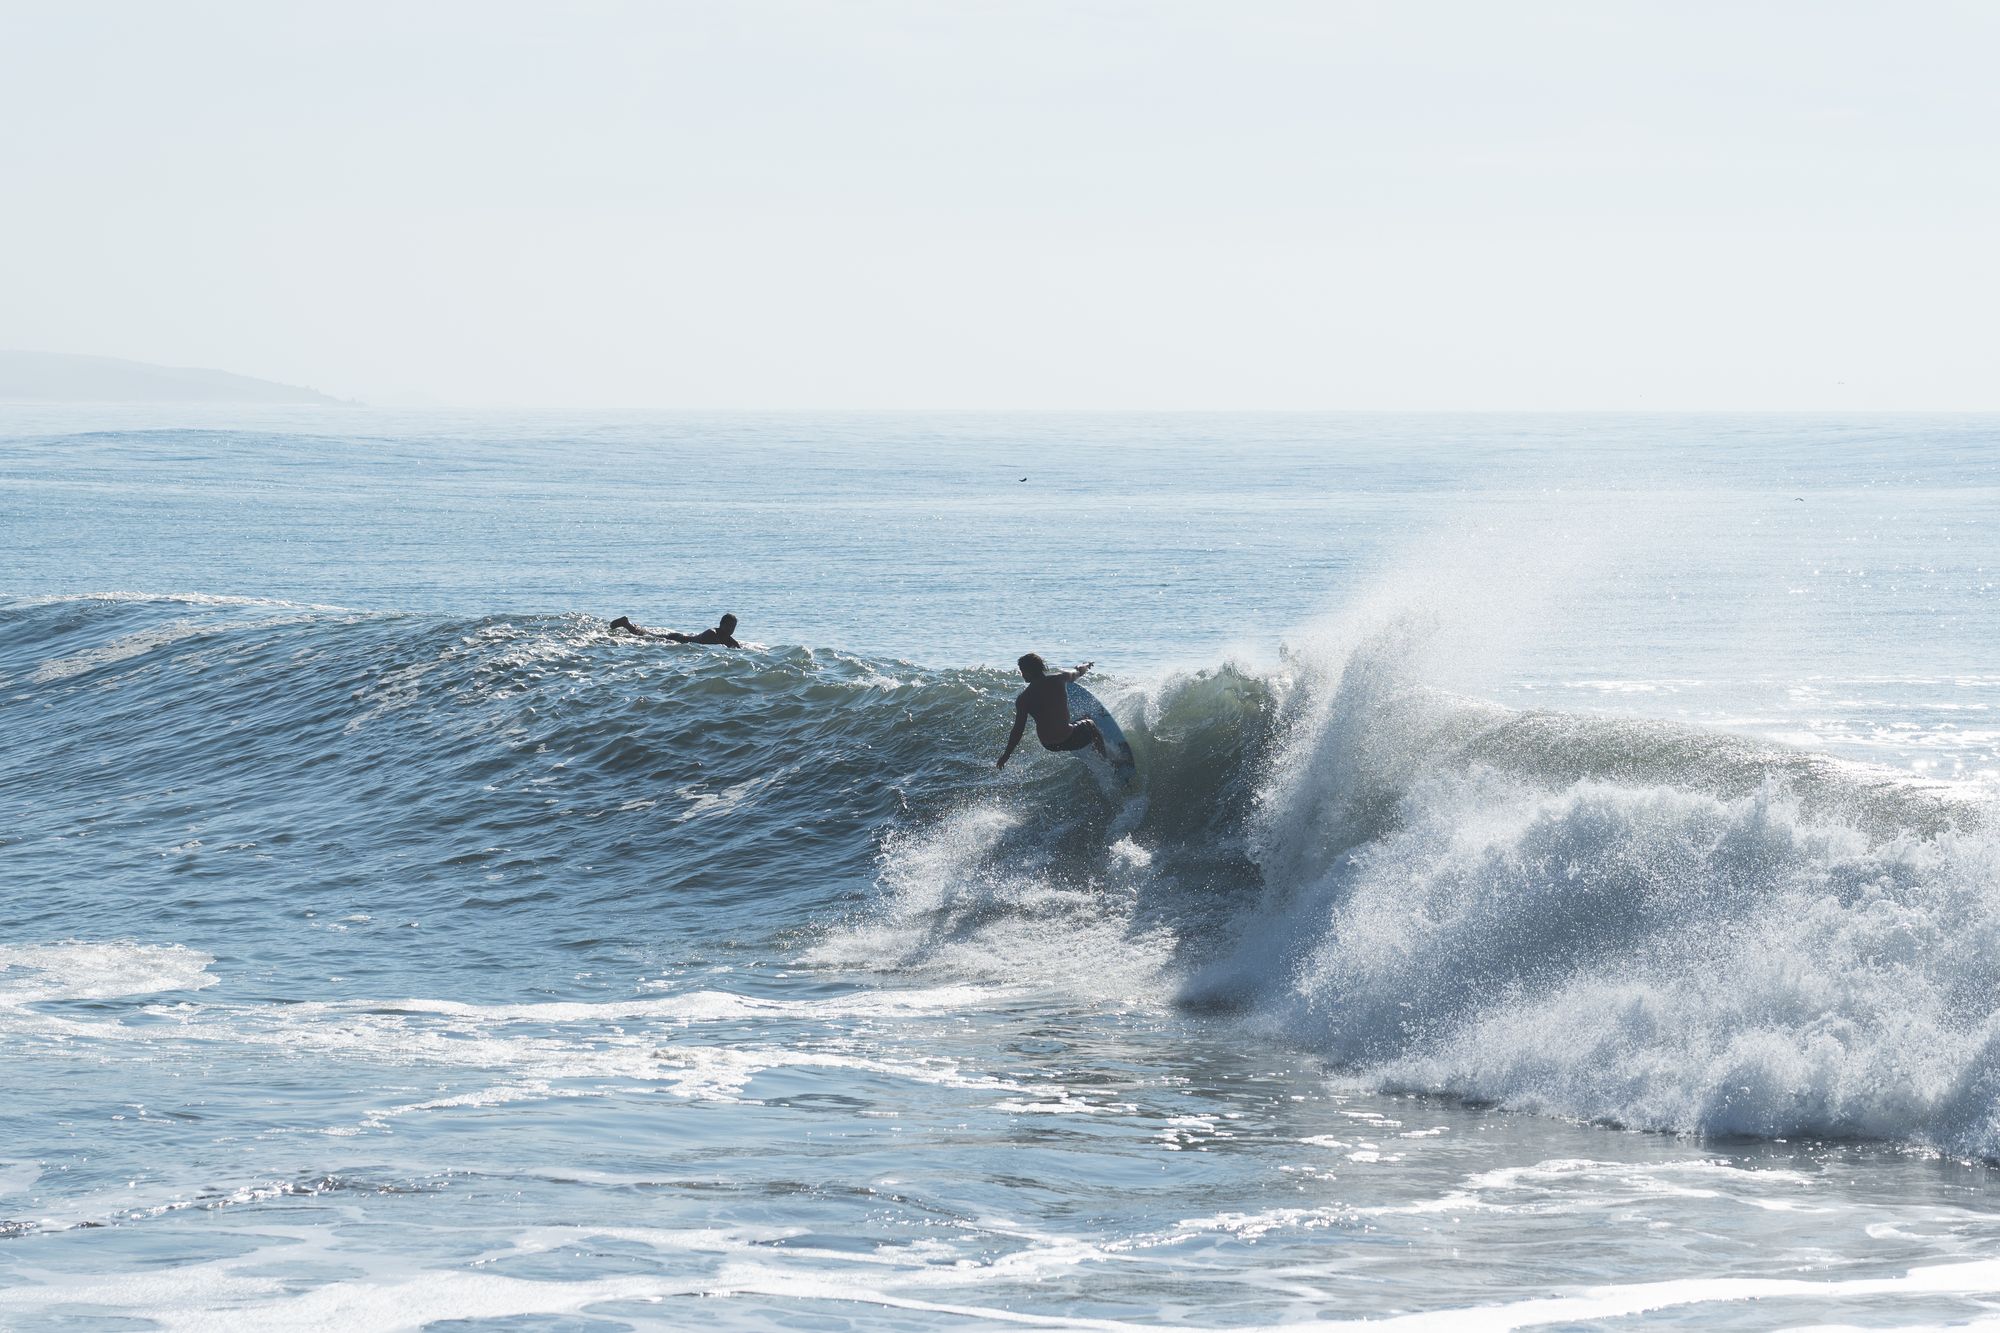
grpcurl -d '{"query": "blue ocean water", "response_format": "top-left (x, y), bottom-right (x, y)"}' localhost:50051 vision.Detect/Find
top-left (2, 407), bottom-right (1998, 1328)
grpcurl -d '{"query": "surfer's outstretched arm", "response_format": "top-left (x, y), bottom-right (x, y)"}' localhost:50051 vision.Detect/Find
top-left (1053, 661), bottom-right (1094, 683)
top-left (996, 699), bottom-right (1029, 769)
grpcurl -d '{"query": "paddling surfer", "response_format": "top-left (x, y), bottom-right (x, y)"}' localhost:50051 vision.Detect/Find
top-left (996, 653), bottom-right (1108, 769)
top-left (609, 613), bottom-right (740, 647)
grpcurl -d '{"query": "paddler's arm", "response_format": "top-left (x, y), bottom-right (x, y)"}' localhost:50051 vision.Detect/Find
top-left (1053, 661), bottom-right (1094, 683)
top-left (996, 698), bottom-right (1029, 769)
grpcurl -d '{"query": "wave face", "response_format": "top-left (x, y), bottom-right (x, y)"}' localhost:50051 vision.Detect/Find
top-left (8, 593), bottom-right (2000, 1158)
top-left (0, 594), bottom-right (1012, 985)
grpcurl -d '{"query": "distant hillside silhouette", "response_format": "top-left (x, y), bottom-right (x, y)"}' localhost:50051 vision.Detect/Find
top-left (0, 351), bottom-right (344, 404)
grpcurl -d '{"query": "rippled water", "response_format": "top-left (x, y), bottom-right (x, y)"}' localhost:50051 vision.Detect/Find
top-left (2, 408), bottom-right (1998, 1328)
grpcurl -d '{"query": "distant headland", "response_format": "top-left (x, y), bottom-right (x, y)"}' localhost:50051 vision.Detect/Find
top-left (0, 350), bottom-right (346, 405)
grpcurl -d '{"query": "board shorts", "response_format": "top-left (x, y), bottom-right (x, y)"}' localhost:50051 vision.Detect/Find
top-left (1045, 719), bottom-right (1101, 753)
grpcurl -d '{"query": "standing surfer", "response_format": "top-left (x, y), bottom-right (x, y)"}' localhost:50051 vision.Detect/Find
top-left (996, 653), bottom-right (1108, 768)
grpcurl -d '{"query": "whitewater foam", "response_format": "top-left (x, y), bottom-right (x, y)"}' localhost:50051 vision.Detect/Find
top-left (1180, 619), bottom-right (2000, 1153)
top-left (0, 941), bottom-right (216, 1004)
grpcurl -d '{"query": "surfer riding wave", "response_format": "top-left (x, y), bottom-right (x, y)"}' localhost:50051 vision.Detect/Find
top-left (996, 653), bottom-right (1107, 768)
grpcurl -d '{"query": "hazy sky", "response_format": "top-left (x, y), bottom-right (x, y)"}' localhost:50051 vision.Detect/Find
top-left (3, 1), bottom-right (1995, 409)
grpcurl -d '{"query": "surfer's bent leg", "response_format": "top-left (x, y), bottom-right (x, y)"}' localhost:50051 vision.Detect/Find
top-left (1047, 719), bottom-right (1103, 754)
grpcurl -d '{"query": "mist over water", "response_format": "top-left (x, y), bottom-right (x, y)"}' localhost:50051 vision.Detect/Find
top-left (3, 409), bottom-right (1999, 1327)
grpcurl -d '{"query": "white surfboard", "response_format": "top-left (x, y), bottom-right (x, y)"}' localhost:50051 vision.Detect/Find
top-left (1066, 680), bottom-right (1141, 799)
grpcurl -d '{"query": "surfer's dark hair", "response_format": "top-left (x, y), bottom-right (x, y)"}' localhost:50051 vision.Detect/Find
top-left (720, 613), bottom-right (738, 629)
top-left (1018, 653), bottom-right (1045, 677)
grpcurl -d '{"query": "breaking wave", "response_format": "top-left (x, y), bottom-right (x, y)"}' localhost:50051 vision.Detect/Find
top-left (8, 592), bottom-right (2000, 1157)
top-left (837, 610), bottom-right (2000, 1159)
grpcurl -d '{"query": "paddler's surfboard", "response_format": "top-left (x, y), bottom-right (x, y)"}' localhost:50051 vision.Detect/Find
top-left (1066, 680), bottom-right (1141, 798)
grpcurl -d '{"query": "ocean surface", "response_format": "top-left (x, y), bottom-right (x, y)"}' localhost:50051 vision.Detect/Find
top-left (2, 408), bottom-right (1998, 1329)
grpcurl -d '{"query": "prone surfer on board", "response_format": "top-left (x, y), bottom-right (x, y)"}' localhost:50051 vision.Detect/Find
top-left (609, 613), bottom-right (740, 646)
top-left (996, 653), bottom-right (1108, 768)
